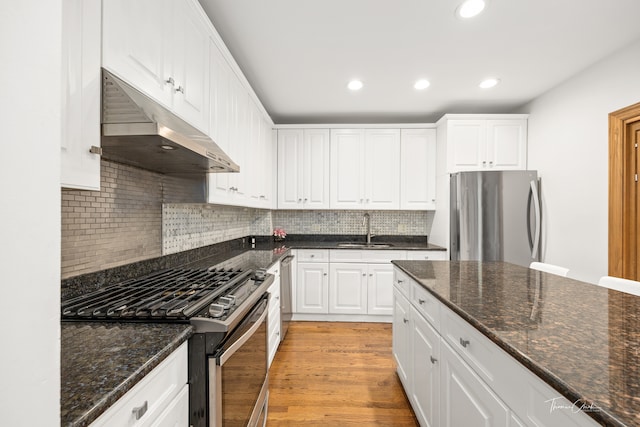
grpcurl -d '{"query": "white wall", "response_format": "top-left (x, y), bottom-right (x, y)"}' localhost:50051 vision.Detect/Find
top-left (523, 38), bottom-right (640, 283)
top-left (0, 2), bottom-right (62, 426)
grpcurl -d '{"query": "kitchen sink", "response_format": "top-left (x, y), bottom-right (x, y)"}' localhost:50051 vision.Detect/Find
top-left (337, 243), bottom-right (393, 248)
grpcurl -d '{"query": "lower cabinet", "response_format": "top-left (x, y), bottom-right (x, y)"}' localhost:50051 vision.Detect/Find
top-left (440, 340), bottom-right (509, 427)
top-left (295, 249), bottom-right (421, 320)
top-left (90, 342), bottom-right (188, 426)
top-left (392, 288), bottom-right (412, 387)
top-left (411, 306), bottom-right (440, 427)
top-left (393, 268), bottom-right (599, 427)
top-left (296, 261), bottom-right (329, 314)
top-left (267, 271), bottom-right (281, 368)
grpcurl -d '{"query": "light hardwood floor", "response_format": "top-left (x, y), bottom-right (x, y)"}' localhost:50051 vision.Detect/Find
top-left (266, 321), bottom-right (419, 426)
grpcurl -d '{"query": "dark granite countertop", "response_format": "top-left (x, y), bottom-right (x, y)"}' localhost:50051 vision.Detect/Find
top-left (392, 260), bottom-right (640, 427)
top-left (275, 234), bottom-right (445, 251)
top-left (61, 322), bottom-right (194, 427)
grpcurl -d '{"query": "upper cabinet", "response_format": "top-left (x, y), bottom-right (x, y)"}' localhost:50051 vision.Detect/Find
top-left (330, 129), bottom-right (401, 210)
top-left (102, 0), bottom-right (210, 133)
top-left (438, 115), bottom-right (528, 173)
top-left (400, 129), bottom-right (437, 210)
top-left (60, 0), bottom-right (102, 190)
top-left (277, 129), bottom-right (330, 209)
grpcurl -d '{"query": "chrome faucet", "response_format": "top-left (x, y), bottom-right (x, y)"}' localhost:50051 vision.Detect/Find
top-left (363, 212), bottom-right (372, 244)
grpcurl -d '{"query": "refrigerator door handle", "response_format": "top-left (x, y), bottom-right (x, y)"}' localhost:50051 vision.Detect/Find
top-left (529, 180), bottom-right (541, 260)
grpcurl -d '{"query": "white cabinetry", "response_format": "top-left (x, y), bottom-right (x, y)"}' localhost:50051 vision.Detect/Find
top-left (277, 129), bottom-right (330, 209)
top-left (400, 129), bottom-right (437, 210)
top-left (61, 0), bottom-right (101, 190)
top-left (392, 287), bottom-right (412, 388)
top-left (406, 250), bottom-right (448, 261)
top-left (208, 73), bottom-right (274, 208)
top-left (411, 306), bottom-right (440, 427)
top-left (294, 249), bottom-right (413, 320)
top-left (440, 340), bottom-right (509, 427)
top-left (438, 115), bottom-right (528, 173)
top-left (295, 250), bottom-right (329, 314)
top-left (330, 129), bottom-right (401, 210)
top-left (267, 262), bottom-right (281, 368)
top-left (329, 263), bottom-right (368, 314)
top-left (393, 267), bottom-right (600, 427)
top-left (90, 342), bottom-right (188, 427)
top-left (102, 0), bottom-right (210, 133)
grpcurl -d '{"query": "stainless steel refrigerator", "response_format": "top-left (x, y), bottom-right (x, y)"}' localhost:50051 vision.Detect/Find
top-left (450, 171), bottom-right (541, 267)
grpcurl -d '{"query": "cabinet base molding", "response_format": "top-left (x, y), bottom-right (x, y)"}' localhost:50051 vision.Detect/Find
top-left (292, 313), bottom-right (392, 323)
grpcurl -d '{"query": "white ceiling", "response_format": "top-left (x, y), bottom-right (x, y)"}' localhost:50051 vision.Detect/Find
top-left (198, 0), bottom-right (640, 124)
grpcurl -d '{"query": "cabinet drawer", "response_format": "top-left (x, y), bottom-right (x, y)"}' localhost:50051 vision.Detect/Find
top-left (410, 282), bottom-right (440, 330)
top-left (91, 342), bottom-right (188, 427)
top-left (440, 306), bottom-right (503, 388)
top-left (150, 384), bottom-right (188, 427)
top-left (330, 249), bottom-right (406, 263)
top-left (406, 250), bottom-right (448, 261)
top-left (394, 268), bottom-right (411, 299)
top-left (296, 249), bottom-right (329, 262)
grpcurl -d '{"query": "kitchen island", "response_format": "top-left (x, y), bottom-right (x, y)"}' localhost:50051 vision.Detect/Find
top-left (392, 260), bottom-right (640, 427)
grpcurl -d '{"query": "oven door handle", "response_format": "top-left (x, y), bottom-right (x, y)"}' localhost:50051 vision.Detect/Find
top-left (218, 300), bottom-right (268, 366)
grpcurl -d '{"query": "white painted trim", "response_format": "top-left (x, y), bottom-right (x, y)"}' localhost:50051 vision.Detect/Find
top-left (436, 113), bottom-right (529, 125)
top-left (274, 123), bottom-right (437, 129)
top-left (292, 313), bottom-right (392, 323)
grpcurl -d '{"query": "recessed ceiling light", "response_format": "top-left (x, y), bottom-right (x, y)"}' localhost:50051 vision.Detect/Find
top-left (414, 79), bottom-right (431, 90)
top-left (479, 78), bottom-right (500, 89)
top-left (347, 80), bottom-right (363, 91)
top-left (160, 145), bottom-right (176, 150)
top-left (456, 0), bottom-right (486, 19)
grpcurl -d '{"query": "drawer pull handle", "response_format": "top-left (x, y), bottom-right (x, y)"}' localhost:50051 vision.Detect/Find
top-left (403, 318), bottom-right (409, 324)
top-left (418, 299), bottom-right (426, 305)
top-left (430, 356), bottom-right (438, 364)
top-left (397, 280), bottom-right (403, 284)
top-left (132, 401), bottom-right (148, 420)
top-left (460, 338), bottom-right (470, 348)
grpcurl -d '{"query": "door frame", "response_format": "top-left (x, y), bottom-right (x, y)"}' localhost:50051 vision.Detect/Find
top-left (608, 101), bottom-right (640, 276)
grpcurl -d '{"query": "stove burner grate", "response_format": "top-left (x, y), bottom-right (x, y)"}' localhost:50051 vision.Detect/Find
top-left (61, 268), bottom-right (251, 321)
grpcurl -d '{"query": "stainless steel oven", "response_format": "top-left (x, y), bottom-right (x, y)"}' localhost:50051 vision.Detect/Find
top-left (209, 294), bottom-right (269, 426)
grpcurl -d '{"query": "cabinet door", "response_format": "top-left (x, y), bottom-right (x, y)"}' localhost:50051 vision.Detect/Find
top-left (367, 264), bottom-right (394, 316)
top-left (329, 263), bottom-right (368, 314)
top-left (400, 129), bottom-right (437, 210)
top-left (412, 307), bottom-right (440, 427)
top-left (303, 129), bottom-right (331, 209)
top-left (392, 288), bottom-right (412, 389)
top-left (330, 129), bottom-right (365, 209)
top-left (169, 0), bottom-right (210, 133)
top-left (102, 0), bottom-right (172, 107)
top-left (447, 120), bottom-right (486, 172)
top-left (296, 263), bottom-right (329, 314)
top-left (440, 341), bottom-right (509, 427)
top-left (60, 0), bottom-right (101, 190)
top-left (277, 129), bottom-right (304, 209)
top-left (258, 117), bottom-right (273, 207)
top-left (364, 129), bottom-right (401, 209)
top-left (209, 41), bottom-right (230, 154)
top-left (486, 120), bottom-right (527, 170)
top-left (227, 77), bottom-right (248, 202)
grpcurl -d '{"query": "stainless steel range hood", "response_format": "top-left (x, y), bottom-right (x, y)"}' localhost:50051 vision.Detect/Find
top-left (101, 69), bottom-right (239, 175)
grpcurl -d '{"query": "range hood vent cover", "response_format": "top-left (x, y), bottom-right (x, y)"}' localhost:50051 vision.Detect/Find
top-left (101, 69), bottom-right (239, 175)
